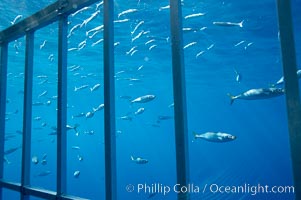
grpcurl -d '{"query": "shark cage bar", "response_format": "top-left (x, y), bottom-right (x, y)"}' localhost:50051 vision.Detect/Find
top-left (0, 0), bottom-right (300, 200)
top-left (277, 0), bottom-right (301, 199)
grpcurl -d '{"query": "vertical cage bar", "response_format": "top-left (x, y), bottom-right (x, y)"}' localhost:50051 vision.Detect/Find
top-left (57, 15), bottom-right (68, 196)
top-left (21, 32), bottom-right (34, 200)
top-left (0, 43), bottom-right (8, 199)
top-left (103, 0), bottom-right (116, 199)
top-left (276, 0), bottom-right (301, 199)
top-left (169, 0), bottom-right (189, 199)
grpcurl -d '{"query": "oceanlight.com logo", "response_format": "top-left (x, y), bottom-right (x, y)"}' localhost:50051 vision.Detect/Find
top-left (208, 183), bottom-right (295, 196)
top-left (125, 182), bottom-right (295, 196)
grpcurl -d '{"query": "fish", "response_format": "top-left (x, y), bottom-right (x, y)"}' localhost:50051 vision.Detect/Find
top-left (11, 15), bottom-right (23, 25)
top-left (131, 95), bottom-right (156, 104)
top-left (132, 30), bottom-right (144, 42)
top-left (40, 40), bottom-right (47, 49)
top-left (131, 156), bottom-right (148, 164)
top-left (84, 130), bottom-right (95, 135)
top-left (184, 13), bottom-right (206, 19)
top-left (5, 110), bottom-right (18, 116)
top-left (271, 69), bottom-right (301, 86)
top-left (74, 170), bottom-right (80, 178)
top-left (41, 159), bottom-right (47, 165)
top-left (193, 132), bottom-right (236, 143)
top-left (4, 146), bottom-right (20, 155)
top-left (86, 25), bottom-right (104, 37)
top-left (234, 68), bottom-right (242, 83)
top-left (32, 102), bottom-right (45, 106)
top-left (159, 5), bottom-right (170, 11)
top-left (157, 115), bottom-right (173, 121)
top-left (69, 65), bottom-right (81, 72)
top-left (145, 39), bottom-right (155, 45)
top-left (195, 51), bottom-right (205, 58)
top-left (113, 19), bottom-right (130, 23)
top-left (38, 90), bottom-right (48, 98)
top-left (74, 84), bottom-right (89, 92)
top-left (183, 42), bottom-right (197, 49)
top-left (90, 83), bottom-right (101, 92)
top-left (32, 156), bottom-right (39, 164)
top-left (3, 156), bottom-right (11, 164)
top-left (77, 155), bottom-right (84, 161)
top-left (130, 50), bottom-right (138, 56)
top-left (80, 10), bottom-right (100, 28)
top-left (126, 46), bottom-right (138, 55)
top-left (120, 115), bottom-right (133, 121)
top-left (72, 146), bottom-right (80, 150)
top-left (93, 103), bottom-right (104, 112)
top-left (95, 1), bottom-right (104, 10)
top-left (36, 170), bottom-right (51, 177)
top-left (66, 124), bottom-right (79, 133)
top-left (70, 6), bottom-right (91, 17)
top-left (5, 134), bottom-right (17, 141)
top-left (68, 23), bottom-right (81, 38)
top-left (213, 20), bottom-right (244, 28)
top-left (227, 88), bottom-right (285, 105)
top-left (119, 95), bottom-right (132, 100)
top-left (131, 21), bottom-right (144, 35)
top-left (72, 112), bottom-right (85, 119)
top-left (134, 107), bottom-right (145, 115)
top-left (207, 44), bottom-right (214, 50)
top-left (77, 39), bottom-right (87, 50)
top-left (118, 9), bottom-right (138, 18)
top-left (149, 45), bottom-right (157, 51)
top-left (85, 111), bottom-right (95, 118)
top-left (234, 40), bottom-right (245, 47)
top-left (168, 103), bottom-right (175, 108)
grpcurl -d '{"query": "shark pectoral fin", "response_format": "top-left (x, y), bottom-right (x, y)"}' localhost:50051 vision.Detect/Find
top-left (218, 137), bottom-right (223, 141)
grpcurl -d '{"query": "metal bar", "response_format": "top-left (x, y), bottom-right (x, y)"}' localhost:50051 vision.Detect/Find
top-left (0, 180), bottom-right (21, 192)
top-left (169, 0), bottom-right (189, 200)
top-left (0, 0), bottom-right (100, 44)
top-left (57, 15), bottom-right (68, 197)
top-left (0, 180), bottom-right (88, 200)
top-left (103, 0), bottom-right (116, 199)
top-left (21, 32), bottom-right (34, 200)
top-left (0, 42), bottom-right (8, 199)
top-left (276, 0), bottom-right (301, 199)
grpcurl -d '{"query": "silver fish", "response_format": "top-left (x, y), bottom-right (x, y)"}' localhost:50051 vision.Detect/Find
top-left (131, 156), bottom-right (148, 164)
top-left (228, 88), bottom-right (284, 105)
top-left (193, 131), bottom-right (236, 143)
top-left (131, 95), bottom-right (156, 104)
top-left (213, 20), bottom-right (244, 28)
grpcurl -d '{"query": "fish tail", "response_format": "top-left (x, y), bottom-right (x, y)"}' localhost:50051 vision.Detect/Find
top-left (239, 20), bottom-right (244, 28)
top-left (193, 131), bottom-right (198, 139)
top-left (227, 93), bottom-right (235, 105)
top-left (130, 156), bottom-right (135, 161)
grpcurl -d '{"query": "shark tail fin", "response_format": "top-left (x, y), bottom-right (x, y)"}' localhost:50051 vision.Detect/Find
top-left (227, 93), bottom-right (235, 105)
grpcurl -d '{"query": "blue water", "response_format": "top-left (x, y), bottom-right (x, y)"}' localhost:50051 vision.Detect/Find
top-left (1, 0), bottom-right (300, 199)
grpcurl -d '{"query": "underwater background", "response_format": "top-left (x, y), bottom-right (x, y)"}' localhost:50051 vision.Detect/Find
top-left (0, 0), bottom-right (301, 199)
